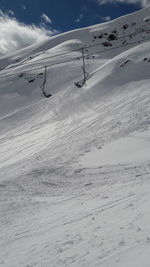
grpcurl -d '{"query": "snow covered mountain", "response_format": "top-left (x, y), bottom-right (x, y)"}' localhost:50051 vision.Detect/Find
top-left (0, 7), bottom-right (150, 267)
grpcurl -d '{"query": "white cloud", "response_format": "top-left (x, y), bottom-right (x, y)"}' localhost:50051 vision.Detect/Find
top-left (97, 0), bottom-right (150, 7)
top-left (41, 13), bottom-right (52, 24)
top-left (75, 14), bottom-right (84, 23)
top-left (101, 16), bottom-right (111, 21)
top-left (22, 5), bottom-right (26, 10)
top-left (0, 10), bottom-right (58, 56)
top-left (8, 10), bottom-right (14, 16)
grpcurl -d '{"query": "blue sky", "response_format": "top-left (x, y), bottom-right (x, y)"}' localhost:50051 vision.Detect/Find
top-left (0, 0), bottom-right (143, 33)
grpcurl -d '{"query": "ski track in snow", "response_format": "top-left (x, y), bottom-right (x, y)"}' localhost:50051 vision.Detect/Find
top-left (1, 163), bottom-right (150, 267)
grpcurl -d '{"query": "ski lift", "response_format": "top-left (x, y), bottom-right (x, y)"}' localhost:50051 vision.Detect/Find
top-left (75, 48), bottom-right (89, 88)
top-left (74, 66), bottom-right (89, 88)
top-left (41, 66), bottom-right (52, 98)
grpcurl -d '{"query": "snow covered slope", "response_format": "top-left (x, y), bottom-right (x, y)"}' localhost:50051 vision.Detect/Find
top-left (0, 7), bottom-right (150, 267)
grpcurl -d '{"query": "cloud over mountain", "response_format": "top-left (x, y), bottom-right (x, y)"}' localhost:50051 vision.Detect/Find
top-left (41, 13), bottom-right (52, 24)
top-left (0, 10), bottom-right (57, 56)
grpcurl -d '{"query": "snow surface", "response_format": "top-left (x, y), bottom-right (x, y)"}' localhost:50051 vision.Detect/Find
top-left (0, 7), bottom-right (150, 267)
top-left (80, 130), bottom-right (150, 167)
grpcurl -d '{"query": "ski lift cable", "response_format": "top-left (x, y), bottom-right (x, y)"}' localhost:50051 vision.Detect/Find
top-left (85, 36), bottom-right (150, 58)
top-left (0, 36), bottom-right (149, 80)
top-left (5, 29), bottom-right (150, 69)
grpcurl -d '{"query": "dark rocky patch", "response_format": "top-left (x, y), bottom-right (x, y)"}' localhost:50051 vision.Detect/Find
top-left (123, 24), bottom-right (129, 30)
top-left (103, 41), bottom-right (112, 47)
top-left (98, 34), bottom-right (103, 39)
top-left (18, 73), bottom-right (24, 78)
top-left (108, 33), bottom-right (117, 41)
top-left (28, 78), bottom-right (35, 83)
top-left (131, 22), bottom-right (136, 27)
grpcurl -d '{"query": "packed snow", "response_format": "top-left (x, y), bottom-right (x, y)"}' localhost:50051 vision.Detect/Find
top-left (80, 129), bottom-right (150, 167)
top-left (0, 6), bottom-right (150, 267)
